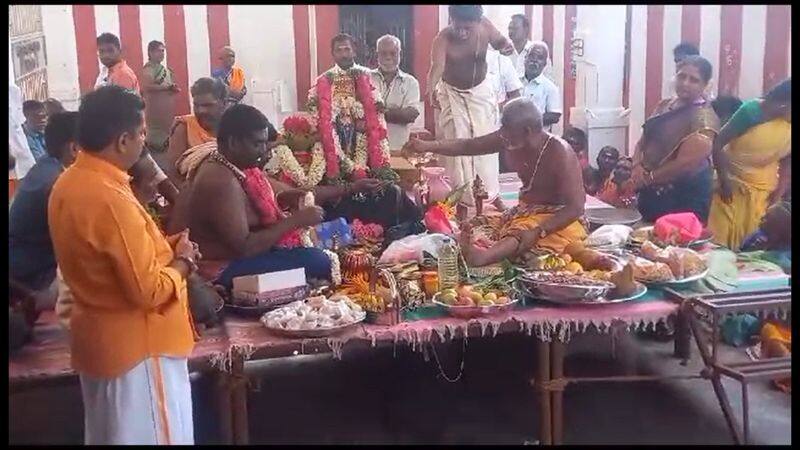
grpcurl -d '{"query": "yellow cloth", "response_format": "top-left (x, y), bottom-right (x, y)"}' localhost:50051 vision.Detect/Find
top-left (497, 204), bottom-right (587, 254)
top-left (708, 119), bottom-right (791, 251)
top-left (175, 114), bottom-right (215, 149)
top-left (48, 152), bottom-right (195, 378)
top-left (228, 67), bottom-right (246, 92)
top-left (760, 321), bottom-right (791, 393)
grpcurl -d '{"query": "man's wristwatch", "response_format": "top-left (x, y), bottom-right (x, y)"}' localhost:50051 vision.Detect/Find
top-left (177, 255), bottom-right (198, 273)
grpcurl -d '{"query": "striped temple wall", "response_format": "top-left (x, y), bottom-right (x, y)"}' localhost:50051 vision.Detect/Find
top-left (34, 5), bottom-right (791, 151)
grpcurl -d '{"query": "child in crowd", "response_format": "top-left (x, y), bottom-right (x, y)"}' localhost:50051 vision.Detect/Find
top-left (596, 157), bottom-right (637, 209)
top-left (740, 200), bottom-right (791, 273)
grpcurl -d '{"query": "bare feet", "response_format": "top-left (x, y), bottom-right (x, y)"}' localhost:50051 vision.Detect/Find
top-left (458, 223), bottom-right (487, 267)
top-left (492, 197), bottom-right (508, 212)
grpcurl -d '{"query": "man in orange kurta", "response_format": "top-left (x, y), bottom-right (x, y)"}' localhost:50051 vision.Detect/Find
top-left (164, 77), bottom-right (227, 184)
top-left (48, 86), bottom-right (200, 444)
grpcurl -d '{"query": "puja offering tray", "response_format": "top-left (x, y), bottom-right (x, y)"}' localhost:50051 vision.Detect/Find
top-left (638, 268), bottom-right (709, 287)
top-left (260, 295), bottom-right (367, 337)
top-left (517, 271), bottom-right (616, 302)
top-left (514, 279), bottom-right (647, 306)
top-left (432, 293), bottom-right (519, 319)
top-left (262, 318), bottom-right (364, 339)
top-left (628, 226), bottom-right (714, 249)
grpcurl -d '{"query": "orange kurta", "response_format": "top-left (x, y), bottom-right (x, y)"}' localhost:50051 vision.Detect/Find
top-left (48, 152), bottom-right (194, 378)
top-left (174, 114), bottom-right (215, 148)
top-left (107, 59), bottom-right (141, 96)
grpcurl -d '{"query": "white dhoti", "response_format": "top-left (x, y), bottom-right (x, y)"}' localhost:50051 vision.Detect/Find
top-left (80, 356), bottom-right (194, 445)
top-left (435, 78), bottom-right (500, 206)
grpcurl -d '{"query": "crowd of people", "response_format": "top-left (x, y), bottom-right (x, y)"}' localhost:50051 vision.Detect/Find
top-left (7, 4), bottom-right (791, 445)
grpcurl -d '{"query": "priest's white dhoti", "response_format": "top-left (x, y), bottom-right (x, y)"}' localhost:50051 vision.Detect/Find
top-left (80, 356), bottom-right (194, 445)
top-left (435, 78), bottom-right (500, 206)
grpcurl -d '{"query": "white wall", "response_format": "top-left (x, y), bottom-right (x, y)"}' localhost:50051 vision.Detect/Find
top-left (41, 5), bottom-right (81, 110)
top-left (229, 5), bottom-right (298, 126)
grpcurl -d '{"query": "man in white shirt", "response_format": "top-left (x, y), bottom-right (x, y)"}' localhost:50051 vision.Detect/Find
top-left (486, 49), bottom-right (523, 185)
top-left (369, 35), bottom-right (421, 152)
top-left (507, 14), bottom-right (534, 79)
top-left (521, 41), bottom-right (562, 131)
top-left (9, 82), bottom-right (36, 199)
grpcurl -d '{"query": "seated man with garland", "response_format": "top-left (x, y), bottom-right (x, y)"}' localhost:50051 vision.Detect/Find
top-left (268, 33), bottom-right (421, 232)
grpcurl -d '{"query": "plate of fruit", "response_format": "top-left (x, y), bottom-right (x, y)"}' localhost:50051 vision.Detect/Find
top-left (432, 285), bottom-right (518, 319)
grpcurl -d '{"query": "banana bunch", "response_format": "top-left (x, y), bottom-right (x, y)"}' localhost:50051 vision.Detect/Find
top-left (524, 253), bottom-right (572, 271)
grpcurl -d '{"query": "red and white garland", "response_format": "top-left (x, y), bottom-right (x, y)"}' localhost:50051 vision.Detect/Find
top-left (311, 67), bottom-right (391, 180)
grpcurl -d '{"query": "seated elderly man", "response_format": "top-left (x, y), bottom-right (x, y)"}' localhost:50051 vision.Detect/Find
top-left (167, 105), bottom-right (332, 288)
top-left (404, 98), bottom-right (586, 267)
top-left (164, 77), bottom-right (227, 184)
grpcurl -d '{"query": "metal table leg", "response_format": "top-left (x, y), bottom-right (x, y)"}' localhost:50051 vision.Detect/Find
top-left (674, 302), bottom-right (692, 362)
top-left (550, 340), bottom-right (566, 445)
top-left (214, 369), bottom-right (234, 444)
top-left (535, 338), bottom-right (553, 445)
top-left (230, 353), bottom-right (250, 445)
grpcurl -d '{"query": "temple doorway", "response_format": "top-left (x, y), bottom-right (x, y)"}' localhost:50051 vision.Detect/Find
top-left (339, 5), bottom-right (414, 72)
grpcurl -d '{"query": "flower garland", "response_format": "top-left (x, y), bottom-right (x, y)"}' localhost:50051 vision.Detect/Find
top-left (323, 249), bottom-right (342, 286)
top-left (266, 143), bottom-right (326, 189)
top-left (312, 67), bottom-right (391, 180)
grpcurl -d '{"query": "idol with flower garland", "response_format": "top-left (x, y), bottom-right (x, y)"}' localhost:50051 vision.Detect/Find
top-left (267, 35), bottom-right (422, 232)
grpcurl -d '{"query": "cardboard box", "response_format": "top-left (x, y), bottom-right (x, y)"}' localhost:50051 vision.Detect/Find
top-left (232, 268), bottom-right (306, 294)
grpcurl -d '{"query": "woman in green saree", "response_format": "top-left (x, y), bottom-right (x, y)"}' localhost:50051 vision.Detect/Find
top-left (142, 40), bottom-right (180, 152)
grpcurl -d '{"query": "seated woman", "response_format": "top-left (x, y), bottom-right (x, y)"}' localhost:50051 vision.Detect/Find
top-left (708, 79), bottom-right (791, 251)
top-left (631, 55), bottom-right (720, 224)
top-left (166, 105), bottom-right (332, 289)
top-left (596, 157), bottom-right (637, 209)
top-left (584, 146), bottom-right (620, 195)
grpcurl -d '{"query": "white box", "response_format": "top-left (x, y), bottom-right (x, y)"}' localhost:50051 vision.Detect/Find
top-left (232, 268), bottom-right (306, 294)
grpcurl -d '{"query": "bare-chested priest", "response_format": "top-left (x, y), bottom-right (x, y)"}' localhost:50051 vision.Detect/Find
top-left (428, 5), bottom-right (514, 213)
top-left (403, 98), bottom-right (587, 267)
top-left (167, 105), bottom-right (332, 288)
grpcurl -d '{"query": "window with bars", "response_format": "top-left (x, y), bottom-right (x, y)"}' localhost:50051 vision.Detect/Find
top-left (339, 5), bottom-right (413, 73)
top-left (9, 4), bottom-right (48, 101)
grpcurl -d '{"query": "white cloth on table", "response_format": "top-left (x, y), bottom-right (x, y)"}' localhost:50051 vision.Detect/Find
top-left (80, 356), bottom-right (194, 445)
top-left (369, 69), bottom-right (421, 151)
top-left (435, 78), bottom-right (500, 206)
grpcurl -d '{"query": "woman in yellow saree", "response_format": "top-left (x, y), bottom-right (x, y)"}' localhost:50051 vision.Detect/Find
top-left (709, 79), bottom-right (791, 251)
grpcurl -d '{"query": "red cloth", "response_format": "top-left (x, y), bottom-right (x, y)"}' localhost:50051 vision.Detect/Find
top-left (654, 212), bottom-right (703, 245)
top-left (242, 167), bottom-right (304, 248)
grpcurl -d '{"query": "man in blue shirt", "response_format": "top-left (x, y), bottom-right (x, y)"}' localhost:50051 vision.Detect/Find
top-left (22, 100), bottom-right (48, 162)
top-left (9, 111), bottom-right (79, 292)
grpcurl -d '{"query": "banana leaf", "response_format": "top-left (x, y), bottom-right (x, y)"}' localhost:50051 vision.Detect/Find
top-left (675, 249), bottom-right (739, 295)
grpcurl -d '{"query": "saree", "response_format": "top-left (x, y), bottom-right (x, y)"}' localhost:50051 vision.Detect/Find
top-left (708, 119), bottom-right (791, 251)
top-left (636, 98), bottom-right (720, 223)
top-left (436, 78), bottom-right (500, 206)
top-left (143, 62), bottom-right (176, 152)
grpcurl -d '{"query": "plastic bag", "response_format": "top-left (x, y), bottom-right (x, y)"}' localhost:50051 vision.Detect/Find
top-left (654, 212), bottom-right (702, 245)
top-left (378, 233), bottom-right (451, 265)
top-left (585, 224), bottom-right (633, 247)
